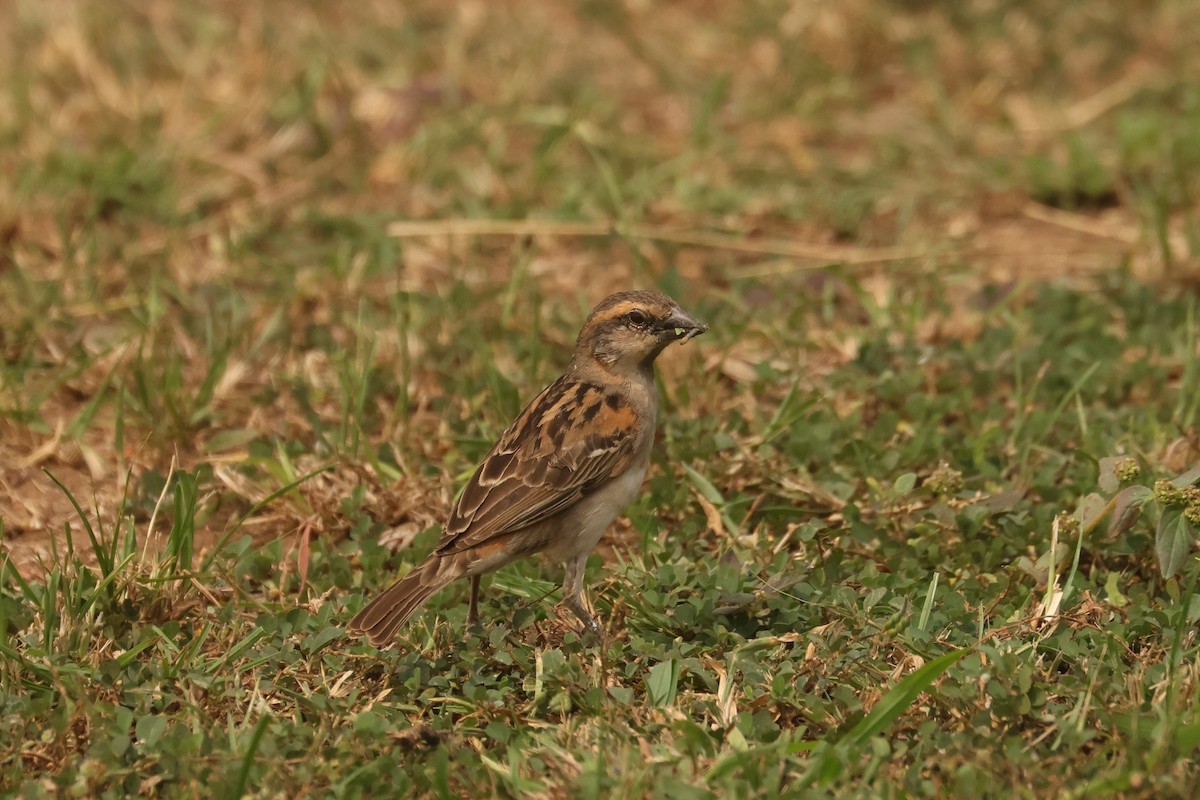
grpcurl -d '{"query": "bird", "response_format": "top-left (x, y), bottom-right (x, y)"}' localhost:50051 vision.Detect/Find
top-left (347, 289), bottom-right (708, 647)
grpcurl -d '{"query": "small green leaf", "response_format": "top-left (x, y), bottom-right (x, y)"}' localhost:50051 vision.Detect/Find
top-left (1075, 492), bottom-right (1107, 529)
top-left (1104, 573), bottom-right (1128, 607)
top-left (109, 733), bottom-right (131, 758)
top-left (894, 472), bottom-right (917, 495)
top-left (681, 463), bottom-right (741, 535)
top-left (1156, 507), bottom-right (1195, 578)
top-left (607, 686), bottom-right (633, 704)
top-left (303, 626), bottom-right (343, 654)
top-left (353, 711), bottom-right (387, 734)
top-left (1177, 719), bottom-right (1200, 752)
top-left (1097, 456), bottom-right (1123, 494)
top-left (682, 463), bottom-right (724, 505)
top-left (1171, 465), bottom-right (1200, 489)
top-left (646, 658), bottom-right (679, 707)
top-left (136, 715), bottom-right (168, 747)
top-left (1109, 485), bottom-right (1153, 538)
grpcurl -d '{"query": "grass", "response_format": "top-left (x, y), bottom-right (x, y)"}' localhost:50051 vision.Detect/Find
top-left (3, 0), bottom-right (1200, 797)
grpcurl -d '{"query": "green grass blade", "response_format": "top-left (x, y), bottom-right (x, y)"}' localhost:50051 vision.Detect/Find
top-left (798, 648), bottom-right (972, 788)
top-left (231, 715), bottom-right (271, 798)
top-left (843, 648), bottom-right (971, 748)
top-left (43, 468), bottom-right (114, 578)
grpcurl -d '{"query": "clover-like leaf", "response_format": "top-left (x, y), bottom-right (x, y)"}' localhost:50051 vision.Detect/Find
top-left (1075, 492), bottom-right (1107, 530)
top-left (1108, 485), bottom-right (1153, 538)
top-left (1098, 456), bottom-right (1123, 494)
top-left (1156, 507), bottom-right (1195, 578)
top-left (1170, 464), bottom-right (1200, 489)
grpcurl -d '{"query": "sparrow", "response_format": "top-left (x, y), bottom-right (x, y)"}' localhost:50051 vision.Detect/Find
top-left (348, 289), bottom-right (708, 646)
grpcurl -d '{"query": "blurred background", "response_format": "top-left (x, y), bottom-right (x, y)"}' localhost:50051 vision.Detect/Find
top-left (6, 0), bottom-right (1199, 278)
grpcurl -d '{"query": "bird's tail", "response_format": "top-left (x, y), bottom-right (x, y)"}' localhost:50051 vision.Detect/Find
top-left (348, 555), bottom-right (463, 647)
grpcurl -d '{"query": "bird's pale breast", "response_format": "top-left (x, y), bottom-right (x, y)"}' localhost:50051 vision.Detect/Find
top-left (541, 453), bottom-right (650, 563)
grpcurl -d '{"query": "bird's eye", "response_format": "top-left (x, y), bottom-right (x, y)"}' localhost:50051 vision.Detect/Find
top-left (626, 309), bottom-right (650, 327)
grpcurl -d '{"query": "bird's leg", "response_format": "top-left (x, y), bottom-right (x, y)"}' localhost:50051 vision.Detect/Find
top-left (468, 575), bottom-right (481, 626)
top-left (562, 554), bottom-right (602, 637)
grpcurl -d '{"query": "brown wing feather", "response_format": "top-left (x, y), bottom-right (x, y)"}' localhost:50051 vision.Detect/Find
top-left (435, 376), bottom-right (645, 555)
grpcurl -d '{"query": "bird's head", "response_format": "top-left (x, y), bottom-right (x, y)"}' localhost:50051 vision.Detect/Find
top-left (575, 289), bottom-right (708, 376)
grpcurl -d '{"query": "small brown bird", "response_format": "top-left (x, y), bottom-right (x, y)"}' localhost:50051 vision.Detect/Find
top-left (348, 289), bottom-right (707, 646)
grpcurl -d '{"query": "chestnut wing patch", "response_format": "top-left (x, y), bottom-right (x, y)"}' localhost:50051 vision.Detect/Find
top-left (436, 378), bottom-right (644, 555)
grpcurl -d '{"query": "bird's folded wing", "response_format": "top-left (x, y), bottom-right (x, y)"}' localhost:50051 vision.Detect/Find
top-left (436, 378), bottom-right (644, 554)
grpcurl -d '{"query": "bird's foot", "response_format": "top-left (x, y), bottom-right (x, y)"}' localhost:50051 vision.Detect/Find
top-left (564, 595), bottom-right (603, 639)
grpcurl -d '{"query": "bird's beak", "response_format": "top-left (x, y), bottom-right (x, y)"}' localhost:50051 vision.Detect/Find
top-left (659, 308), bottom-right (708, 343)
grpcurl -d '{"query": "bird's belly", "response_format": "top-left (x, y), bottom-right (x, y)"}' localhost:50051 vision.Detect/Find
top-left (542, 462), bottom-right (648, 563)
